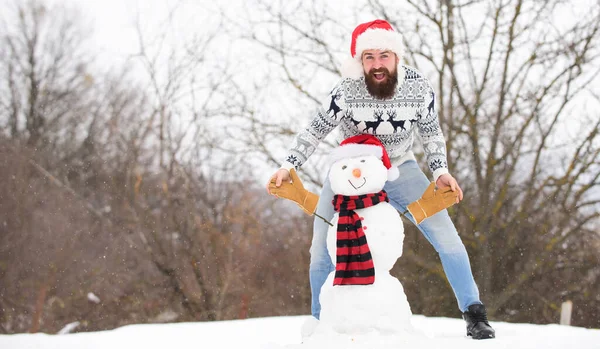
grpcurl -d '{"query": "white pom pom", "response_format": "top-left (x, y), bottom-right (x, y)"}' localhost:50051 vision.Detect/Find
top-left (387, 166), bottom-right (400, 181)
top-left (340, 57), bottom-right (364, 79)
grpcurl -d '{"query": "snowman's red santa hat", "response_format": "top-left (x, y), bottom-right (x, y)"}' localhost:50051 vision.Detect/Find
top-left (341, 19), bottom-right (405, 80)
top-left (330, 134), bottom-right (400, 181)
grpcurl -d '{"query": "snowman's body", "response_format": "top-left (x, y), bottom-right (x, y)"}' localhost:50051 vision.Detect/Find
top-left (316, 154), bottom-right (413, 336)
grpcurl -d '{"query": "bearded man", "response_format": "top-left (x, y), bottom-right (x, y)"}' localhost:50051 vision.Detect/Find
top-left (266, 19), bottom-right (495, 340)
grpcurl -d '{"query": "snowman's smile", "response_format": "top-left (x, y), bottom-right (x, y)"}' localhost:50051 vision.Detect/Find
top-left (348, 177), bottom-right (366, 189)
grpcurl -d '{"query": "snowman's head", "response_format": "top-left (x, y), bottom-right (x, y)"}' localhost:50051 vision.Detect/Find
top-left (329, 155), bottom-right (389, 196)
top-left (327, 135), bottom-right (399, 196)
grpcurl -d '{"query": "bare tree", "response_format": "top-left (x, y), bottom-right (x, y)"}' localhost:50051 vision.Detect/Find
top-left (0, 0), bottom-right (108, 333)
top-left (113, 2), bottom-right (314, 322)
top-left (0, 0), bottom-right (94, 151)
top-left (1, 0), bottom-right (314, 333)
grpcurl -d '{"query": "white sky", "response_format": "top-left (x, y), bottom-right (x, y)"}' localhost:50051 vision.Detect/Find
top-left (1, 0), bottom-right (153, 58)
top-left (51, 0), bottom-right (230, 69)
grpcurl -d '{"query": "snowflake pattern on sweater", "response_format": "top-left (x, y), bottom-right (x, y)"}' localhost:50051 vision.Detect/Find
top-left (284, 65), bottom-right (448, 179)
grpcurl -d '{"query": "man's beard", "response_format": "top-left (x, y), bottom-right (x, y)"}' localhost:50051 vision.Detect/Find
top-left (364, 67), bottom-right (398, 100)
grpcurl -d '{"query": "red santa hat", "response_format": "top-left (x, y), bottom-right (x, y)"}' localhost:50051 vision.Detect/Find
top-left (329, 134), bottom-right (400, 181)
top-left (341, 19), bottom-right (405, 80)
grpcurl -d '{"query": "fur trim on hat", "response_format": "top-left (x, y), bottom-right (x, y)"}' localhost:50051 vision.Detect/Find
top-left (354, 28), bottom-right (405, 61)
top-left (329, 143), bottom-right (400, 182)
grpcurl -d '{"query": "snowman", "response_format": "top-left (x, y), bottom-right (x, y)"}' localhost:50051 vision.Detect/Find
top-left (268, 135), bottom-right (461, 347)
top-left (306, 135), bottom-right (414, 342)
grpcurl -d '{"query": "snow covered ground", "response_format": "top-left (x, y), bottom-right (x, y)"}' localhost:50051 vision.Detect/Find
top-left (1, 314), bottom-right (599, 349)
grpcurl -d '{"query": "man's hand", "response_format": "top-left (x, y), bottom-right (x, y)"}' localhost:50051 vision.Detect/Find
top-left (267, 169), bottom-right (319, 216)
top-left (407, 182), bottom-right (460, 224)
top-left (266, 169), bottom-right (291, 195)
top-left (435, 173), bottom-right (463, 203)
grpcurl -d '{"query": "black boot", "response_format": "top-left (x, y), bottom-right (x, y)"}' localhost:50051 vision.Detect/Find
top-left (462, 304), bottom-right (495, 339)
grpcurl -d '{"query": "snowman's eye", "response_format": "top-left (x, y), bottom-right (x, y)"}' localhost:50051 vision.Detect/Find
top-left (342, 165), bottom-right (347, 170)
top-left (360, 159), bottom-right (366, 163)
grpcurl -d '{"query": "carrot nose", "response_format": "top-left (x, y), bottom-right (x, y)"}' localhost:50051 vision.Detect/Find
top-left (352, 168), bottom-right (362, 178)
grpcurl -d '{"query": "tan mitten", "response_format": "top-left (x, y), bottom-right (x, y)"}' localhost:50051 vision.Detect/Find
top-left (269, 169), bottom-right (319, 215)
top-left (407, 182), bottom-right (459, 224)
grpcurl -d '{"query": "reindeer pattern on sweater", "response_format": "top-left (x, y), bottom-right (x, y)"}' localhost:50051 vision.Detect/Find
top-left (284, 65), bottom-right (448, 180)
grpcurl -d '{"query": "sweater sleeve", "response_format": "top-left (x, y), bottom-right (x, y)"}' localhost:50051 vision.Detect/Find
top-left (416, 80), bottom-right (449, 182)
top-left (280, 81), bottom-right (347, 170)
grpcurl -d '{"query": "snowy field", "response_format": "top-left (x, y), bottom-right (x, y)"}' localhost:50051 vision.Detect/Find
top-left (1, 314), bottom-right (599, 349)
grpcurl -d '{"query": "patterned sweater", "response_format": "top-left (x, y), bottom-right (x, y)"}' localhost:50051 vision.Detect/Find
top-left (282, 65), bottom-right (449, 181)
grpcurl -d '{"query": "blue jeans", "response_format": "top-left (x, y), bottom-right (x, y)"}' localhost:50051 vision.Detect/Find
top-left (309, 160), bottom-right (481, 319)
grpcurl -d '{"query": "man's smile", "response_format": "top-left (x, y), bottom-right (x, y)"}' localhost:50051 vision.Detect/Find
top-left (373, 72), bottom-right (386, 81)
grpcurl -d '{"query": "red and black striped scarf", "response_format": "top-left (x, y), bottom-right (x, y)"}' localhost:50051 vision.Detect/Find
top-left (331, 190), bottom-right (389, 286)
